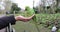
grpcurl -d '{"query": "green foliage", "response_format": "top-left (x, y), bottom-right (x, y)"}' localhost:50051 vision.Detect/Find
top-left (55, 7), bottom-right (60, 13)
top-left (15, 13), bottom-right (60, 32)
top-left (10, 3), bottom-right (21, 13)
top-left (32, 13), bottom-right (60, 29)
top-left (25, 6), bottom-right (30, 11)
top-left (58, 29), bottom-right (60, 32)
top-left (16, 6), bottom-right (60, 31)
top-left (24, 6), bottom-right (35, 16)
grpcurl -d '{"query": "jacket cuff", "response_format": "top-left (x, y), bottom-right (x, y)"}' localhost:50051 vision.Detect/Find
top-left (8, 15), bottom-right (16, 25)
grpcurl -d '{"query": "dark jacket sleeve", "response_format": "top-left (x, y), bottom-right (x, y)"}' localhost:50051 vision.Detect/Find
top-left (0, 15), bottom-right (16, 29)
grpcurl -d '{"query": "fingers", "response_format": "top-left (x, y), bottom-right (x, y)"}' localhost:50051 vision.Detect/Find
top-left (31, 14), bottom-right (35, 17)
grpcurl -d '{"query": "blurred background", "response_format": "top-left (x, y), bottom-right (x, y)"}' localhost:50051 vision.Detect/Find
top-left (0, 0), bottom-right (60, 32)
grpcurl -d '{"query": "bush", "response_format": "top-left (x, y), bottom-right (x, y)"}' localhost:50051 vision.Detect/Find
top-left (25, 6), bottom-right (35, 16)
top-left (55, 7), bottom-right (60, 13)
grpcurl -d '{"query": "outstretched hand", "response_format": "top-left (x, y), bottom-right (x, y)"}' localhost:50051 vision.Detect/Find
top-left (15, 14), bottom-right (35, 22)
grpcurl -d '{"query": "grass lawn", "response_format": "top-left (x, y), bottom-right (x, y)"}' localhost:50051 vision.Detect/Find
top-left (13, 21), bottom-right (51, 32)
top-left (13, 21), bottom-right (38, 32)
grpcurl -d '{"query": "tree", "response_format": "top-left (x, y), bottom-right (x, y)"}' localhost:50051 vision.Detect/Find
top-left (0, 0), bottom-right (12, 14)
top-left (56, 0), bottom-right (59, 7)
top-left (37, 0), bottom-right (57, 14)
top-left (10, 3), bottom-right (21, 13)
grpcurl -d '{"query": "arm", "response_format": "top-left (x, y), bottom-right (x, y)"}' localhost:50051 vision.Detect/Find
top-left (15, 14), bottom-right (35, 22)
top-left (0, 14), bottom-right (35, 29)
top-left (0, 15), bottom-right (16, 29)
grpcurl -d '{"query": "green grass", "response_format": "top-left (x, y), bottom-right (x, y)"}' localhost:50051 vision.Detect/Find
top-left (13, 21), bottom-right (51, 32)
top-left (13, 21), bottom-right (38, 32)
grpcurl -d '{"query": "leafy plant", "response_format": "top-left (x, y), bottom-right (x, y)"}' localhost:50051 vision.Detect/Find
top-left (24, 6), bottom-right (35, 17)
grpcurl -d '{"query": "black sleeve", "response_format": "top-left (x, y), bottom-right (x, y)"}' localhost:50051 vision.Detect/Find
top-left (0, 15), bottom-right (16, 29)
